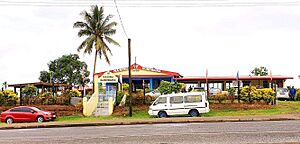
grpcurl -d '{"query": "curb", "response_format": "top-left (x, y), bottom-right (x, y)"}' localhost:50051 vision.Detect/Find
top-left (1, 116), bottom-right (299, 130)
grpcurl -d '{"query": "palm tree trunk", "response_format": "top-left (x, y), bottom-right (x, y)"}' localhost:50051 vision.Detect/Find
top-left (93, 50), bottom-right (98, 92)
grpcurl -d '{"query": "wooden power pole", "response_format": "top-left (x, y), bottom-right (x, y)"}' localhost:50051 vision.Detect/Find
top-left (128, 38), bottom-right (133, 117)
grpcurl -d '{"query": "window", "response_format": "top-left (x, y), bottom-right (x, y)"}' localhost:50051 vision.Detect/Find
top-left (154, 97), bottom-right (167, 105)
top-left (170, 96), bottom-right (183, 104)
top-left (10, 108), bottom-right (22, 112)
top-left (22, 108), bottom-right (32, 113)
top-left (184, 95), bottom-right (202, 103)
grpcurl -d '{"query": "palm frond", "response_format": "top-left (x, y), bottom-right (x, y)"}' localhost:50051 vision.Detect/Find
top-left (103, 29), bottom-right (116, 36)
top-left (105, 36), bottom-right (120, 47)
top-left (77, 35), bottom-right (95, 54)
top-left (102, 41), bottom-right (113, 56)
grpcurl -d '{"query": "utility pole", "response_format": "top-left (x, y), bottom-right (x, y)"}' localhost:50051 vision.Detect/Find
top-left (128, 38), bottom-right (133, 117)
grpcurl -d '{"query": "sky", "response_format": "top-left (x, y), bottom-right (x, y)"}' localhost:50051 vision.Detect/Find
top-left (0, 0), bottom-right (300, 87)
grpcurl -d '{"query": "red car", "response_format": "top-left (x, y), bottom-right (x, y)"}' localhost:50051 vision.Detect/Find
top-left (0, 106), bottom-right (56, 124)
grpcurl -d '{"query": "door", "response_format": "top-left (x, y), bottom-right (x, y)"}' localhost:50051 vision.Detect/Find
top-left (168, 96), bottom-right (184, 115)
top-left (21, 108), bottom-right (37, 122)
top-left (152, 97), bottom-right (168, 112)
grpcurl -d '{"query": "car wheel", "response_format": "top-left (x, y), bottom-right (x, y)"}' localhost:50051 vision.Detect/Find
top-left (158, 111), bottom-right (167, 118)
top-left (6, 118), bottom-right (13, 124)
top-left (36, 116), bottom-right (44, 123)
top-left (189, 109), bottom-right (199, 117)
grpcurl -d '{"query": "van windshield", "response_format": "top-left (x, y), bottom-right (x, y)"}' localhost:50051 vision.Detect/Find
top-left (153, 97), bottom-right (167, 105)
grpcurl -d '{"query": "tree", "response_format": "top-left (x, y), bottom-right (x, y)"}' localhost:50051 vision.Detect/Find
top-left (251, 66), bottom-right (268, 76)
top-left (157, 80), bottom-right (183, 94)
top-left (73, 5), bottom-right (120, 91)
top-left (39, 54), bottom-right (90, 86)
top-left (39, 71), bottom-right (50, 83)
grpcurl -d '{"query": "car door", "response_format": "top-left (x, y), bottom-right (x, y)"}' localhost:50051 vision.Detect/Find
top-left (22, 108), bottom-right (37, 122)
top-left (169, 96), bottom-right (184, 115)
top-left (9, 108), bottom-right (23, 122)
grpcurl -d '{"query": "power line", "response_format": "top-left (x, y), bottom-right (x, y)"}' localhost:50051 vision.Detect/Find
top-left (113, 0), bottom-right (129, 39)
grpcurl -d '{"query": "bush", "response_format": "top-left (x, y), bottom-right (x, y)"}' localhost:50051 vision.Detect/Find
top-left (0, 90), bottom-right (19, 106)
top-left (227, 87), bottom-right (236, 103)
top-left (296, 89), bottom-right (300, 101)
top-left (22, 85), bottom-right (38, 97)
top-left (157, 80), bottom-right (183, 94)
top-left (64, 89), bottom-right (81, 97)
top-left (116, 91), bottom-right (125, 105)
top-left (32, 92), bottom-right (56, 105)
top-left (122, 83), bottom-right (129, 91)
top-left (241, 86), bottom-right (275, 104)
top-left (214, 92), bottom-right (228, 103)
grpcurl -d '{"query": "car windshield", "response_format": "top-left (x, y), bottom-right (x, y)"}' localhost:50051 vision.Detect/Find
top-left (277, 88), bottom-right (288, 93)
top-left (31, 107), bottom-right (41, 112)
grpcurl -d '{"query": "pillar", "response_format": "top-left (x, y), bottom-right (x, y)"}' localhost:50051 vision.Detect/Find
top-left (150, 79), bottom-right (153, 90)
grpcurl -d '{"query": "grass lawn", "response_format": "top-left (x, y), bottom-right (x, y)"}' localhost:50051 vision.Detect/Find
top-left (203, 100), bottom-right (300, 117)
top-left (1, 101), bottom-right (300, 124)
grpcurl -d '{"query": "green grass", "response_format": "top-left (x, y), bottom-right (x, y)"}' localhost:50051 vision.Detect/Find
top-left (203, 101), bottom-right (300, 117)
top-left (56, 110), bottom-right (151, 122)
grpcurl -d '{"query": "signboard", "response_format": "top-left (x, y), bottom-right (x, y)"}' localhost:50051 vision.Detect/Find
top-left (99, 71), bottom-right (118, 83)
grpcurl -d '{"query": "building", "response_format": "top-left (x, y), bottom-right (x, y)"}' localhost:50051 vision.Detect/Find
top-left (94, 63), bottom-right (182, 90)
top-left (175, 75), bottom-right (293, 90)
top-left (95, 64), bottom-right (293, 91)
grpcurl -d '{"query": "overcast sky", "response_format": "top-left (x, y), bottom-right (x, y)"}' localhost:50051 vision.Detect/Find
top-left (0, 0), bottom-right (300, 87)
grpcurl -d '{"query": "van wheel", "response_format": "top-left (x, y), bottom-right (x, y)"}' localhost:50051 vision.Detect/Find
top-left (6, 117), bottom-right (13, 124)
top-left (158, 111), bottom-right (167, 118)
top-left (189, 109), bottom-right (199, 117)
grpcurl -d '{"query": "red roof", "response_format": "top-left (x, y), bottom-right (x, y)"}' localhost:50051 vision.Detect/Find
top-left (175, 75), bottom-right (293, 81)
top-left (94, 64), bottom-right (182, 77)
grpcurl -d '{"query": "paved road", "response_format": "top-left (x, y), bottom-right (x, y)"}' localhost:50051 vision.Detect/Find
top-left (1, 120), bottom-right (300, 144)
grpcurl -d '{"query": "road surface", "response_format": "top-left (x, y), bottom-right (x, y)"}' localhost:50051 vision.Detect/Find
top-left (1, 120), bottom-right (300, 144)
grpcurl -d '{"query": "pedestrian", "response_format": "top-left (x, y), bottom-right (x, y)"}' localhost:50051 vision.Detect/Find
top-left (289, 86), bottom-right (296, 101)
top-left (188, 85), bottom-right (192, 92)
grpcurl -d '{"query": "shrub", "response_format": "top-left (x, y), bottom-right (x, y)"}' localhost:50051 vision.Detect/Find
top-left (241, 86), bottom-right (275, 104)
top-left (157, 80), bottom-right (183, 94)
top-left (240, 86), bottom-right (258, 103)
top-left (64, 89), bottom-right (81, 97)
top-left (116, 91), bottom-right (125, 105)
top-left (214, 92), bottom-right (228, 103)
top-left (32, 92), bottom-right (55, 105)
top-left (296, 89), bottom-right (300, 101)
top-left (22, 85), bottom-right (38, 97)
top-left (122, 83), bottom-right (129, 91)
top-left (260, 88), bottom-right (275, 104)
top-left (227, 87), bottom-right (236, 103)
top-left (0, 90), bottom-right (19, 106)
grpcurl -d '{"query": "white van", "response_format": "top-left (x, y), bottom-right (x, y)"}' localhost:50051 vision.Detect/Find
top-left (148, 92), bottom-right (209, 118)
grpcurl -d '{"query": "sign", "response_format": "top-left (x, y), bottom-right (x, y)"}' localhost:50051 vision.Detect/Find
top-left (99, 71), bottom-right (118, 83)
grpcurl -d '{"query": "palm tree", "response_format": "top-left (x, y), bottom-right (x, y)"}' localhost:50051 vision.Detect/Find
top-left (74, 5), bottom-right (120, 92)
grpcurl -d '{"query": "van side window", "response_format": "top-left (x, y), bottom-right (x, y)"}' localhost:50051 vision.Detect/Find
top-left (184, 95), bottom-right (202, 103)
top-left (170, 96), bottom-right (183, 104)
top-left (154, 97), bottom-right (167, 105)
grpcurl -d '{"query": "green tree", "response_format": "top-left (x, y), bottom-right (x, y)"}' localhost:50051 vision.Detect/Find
top-left (39, 54), bottom-right (90, 86)
top-left (73, 5), bottom-right (120, 91)
top-left (251, 66), bottom-right (268, 76)
top-left (39, 71), bottom-right (50, 83)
